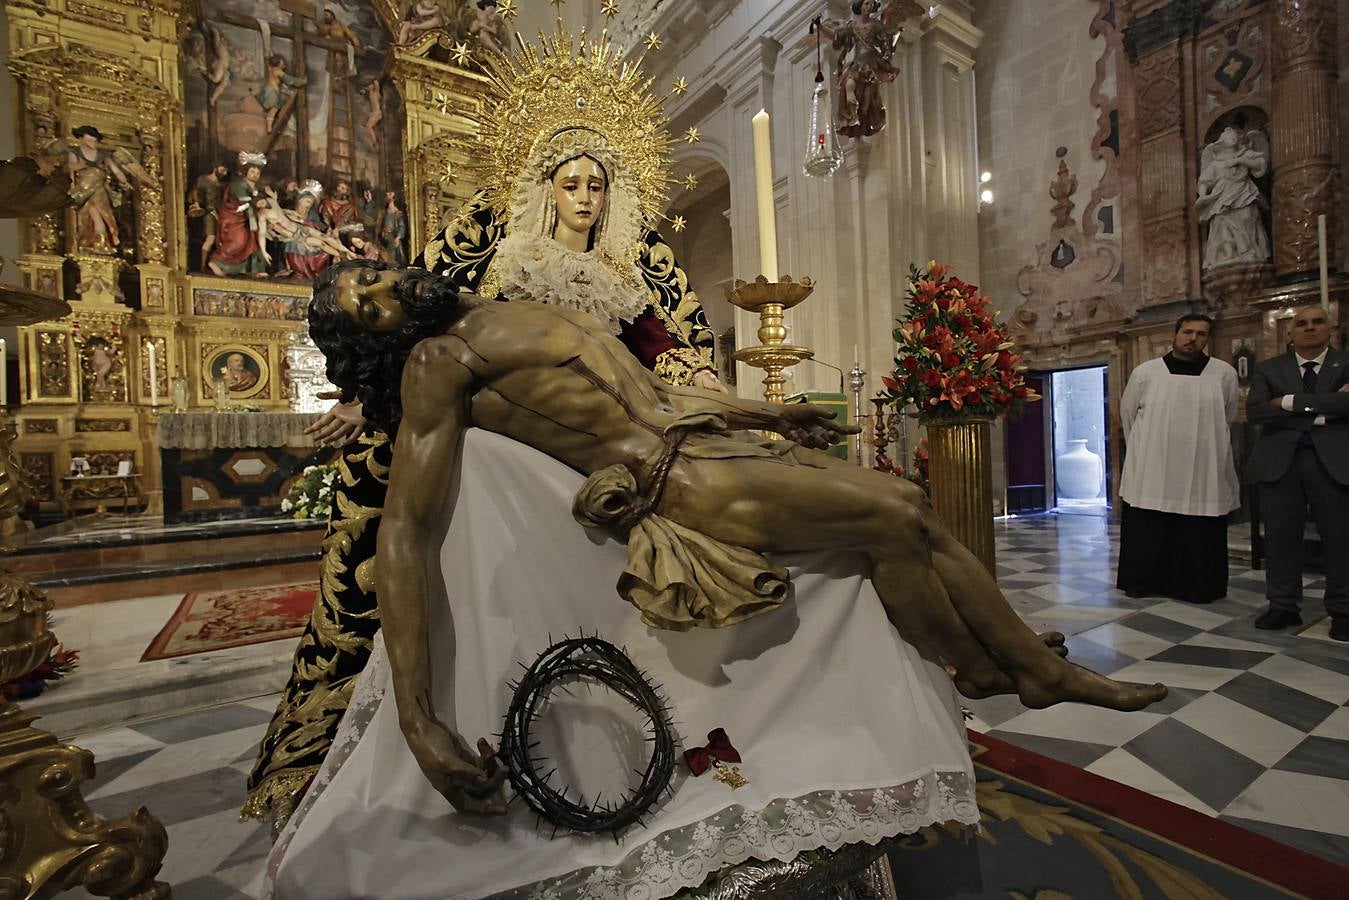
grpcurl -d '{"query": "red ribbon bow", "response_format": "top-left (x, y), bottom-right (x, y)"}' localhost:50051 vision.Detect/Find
top-left (684, 728), bottom-right (742, 776)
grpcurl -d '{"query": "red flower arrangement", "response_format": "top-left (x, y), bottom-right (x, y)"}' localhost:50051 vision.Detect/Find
top-left (872, 436), bottom-right (930, 493)
top-left (881, 262), bottom-right (1039, 420)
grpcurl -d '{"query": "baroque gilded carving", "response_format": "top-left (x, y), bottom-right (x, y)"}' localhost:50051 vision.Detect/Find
top-left (17, 453), bottom-right (54, 503)
top-left (75, 419), bottom-right (132, 433)
top-left (135, 126), bottom-right (167, 265)
top-left (35, 331), bottom-right (72, 399)
top-left (72, 321), bottom-right (128, 404)
top-left (21, 420), bottom-right (57, 435)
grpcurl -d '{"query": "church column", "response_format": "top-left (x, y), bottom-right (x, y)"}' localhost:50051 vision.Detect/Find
top-left (1268, 0), bottom-right (1337, 277)
top-left (920, 5), bottom-right (983, 281)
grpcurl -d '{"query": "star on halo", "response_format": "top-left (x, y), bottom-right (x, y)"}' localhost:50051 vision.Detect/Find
top-left (601, 0), bottom-right (620, 17)
top-left (498, 0), bottom-right (518, 19)
top-left (682, 173), bottom-right (698, 190)
top-left (671, 76), bottom-right (689, 96)
top-left (683, 127), bottom-right (700, 144)
top-left (434, 91), bottom-right (452, 114)
top-left (670, 214), bottom-right (687, 233)
top-left (450, 41), bottom-right (473, 67)
top-left (644, 31), bottom-right (663, 50)
top-left (439, 161), bottom-right (455, 187)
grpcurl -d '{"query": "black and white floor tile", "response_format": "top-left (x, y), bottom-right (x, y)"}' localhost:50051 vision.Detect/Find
top-left (55, 513), bottom-right (1349, 897)
top-left (969, 513), bottom-right (1349, 868)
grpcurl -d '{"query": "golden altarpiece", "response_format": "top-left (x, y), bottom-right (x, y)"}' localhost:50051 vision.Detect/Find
top-left (4, 0), bottom-right (488, 515)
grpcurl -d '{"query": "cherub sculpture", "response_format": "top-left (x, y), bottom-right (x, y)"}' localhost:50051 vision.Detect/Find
top-left (1196, 126), bottom-right (1270, 270)
top-left (469, 0), bottom-right (508, 55)
top-left (817, 0), bottom-right (924, 138)
top-left (396, 0), bottom-right (446, 45)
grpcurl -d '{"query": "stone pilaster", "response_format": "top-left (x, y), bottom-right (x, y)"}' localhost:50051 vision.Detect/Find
top-left (1269, 0), bottom-right (1338, 277)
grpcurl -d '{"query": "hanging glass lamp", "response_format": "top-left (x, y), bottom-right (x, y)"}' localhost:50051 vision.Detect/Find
top-left (804, 20), bottom-right (843, 178)
top-left (803, 77), bottom-right (843, 177)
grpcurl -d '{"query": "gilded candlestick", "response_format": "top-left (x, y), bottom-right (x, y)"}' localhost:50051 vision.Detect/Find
top-left (725, 275), bottom-right (815, 405)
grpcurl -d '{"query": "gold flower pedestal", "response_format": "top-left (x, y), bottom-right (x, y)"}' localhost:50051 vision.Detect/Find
top-left (0, 157), bottom-right (170, 898)
top-left (922, 417), bottom-right (996, 575)
top-left (725, 276), bottom-right (815, 404)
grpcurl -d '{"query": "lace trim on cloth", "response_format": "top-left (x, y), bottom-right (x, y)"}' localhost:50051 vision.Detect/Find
top-left (503, 771), bottom-right (976, 900)
top-left (260, 633), bottom-right (392, 900)
top-left (493, 231), bottom-right (651, 334)
top-left (263, 635), bottom-right (978, 900)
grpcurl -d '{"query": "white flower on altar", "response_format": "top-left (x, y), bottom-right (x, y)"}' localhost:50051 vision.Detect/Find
top-left (281, 498), bottom-right (293, 512)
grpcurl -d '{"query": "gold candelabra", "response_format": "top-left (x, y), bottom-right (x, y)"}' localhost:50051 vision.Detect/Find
top-left (725, 276), bottom-right (815, 404)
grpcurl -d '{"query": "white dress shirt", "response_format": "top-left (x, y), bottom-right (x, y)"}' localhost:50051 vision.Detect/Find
top-left (1281, 348), bottom-right (1329, 425)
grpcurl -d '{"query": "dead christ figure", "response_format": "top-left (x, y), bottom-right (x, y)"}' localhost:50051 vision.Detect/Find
top-left (308, 262), bottom-right (1167, 813)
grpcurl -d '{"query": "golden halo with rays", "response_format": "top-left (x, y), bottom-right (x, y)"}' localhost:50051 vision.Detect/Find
top-left (465, 26), bottom-right (675, 234)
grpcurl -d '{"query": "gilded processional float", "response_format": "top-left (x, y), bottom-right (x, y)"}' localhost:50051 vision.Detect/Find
top-left (4, 0), bottom-right (500, 518)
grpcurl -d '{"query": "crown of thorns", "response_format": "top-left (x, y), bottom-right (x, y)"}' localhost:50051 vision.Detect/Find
top-left (499, 634), bottom-right (675, 837)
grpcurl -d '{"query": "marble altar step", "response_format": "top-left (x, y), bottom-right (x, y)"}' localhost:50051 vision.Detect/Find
top-left (4, 514), bottom-right (324, 577)
top-left (2, 513), bottom-right (326, 606)
top-left (33, 546), bottom-right (322, 608)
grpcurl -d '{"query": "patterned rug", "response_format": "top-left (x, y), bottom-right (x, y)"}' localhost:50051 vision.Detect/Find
top-left (140, 582), bottom-right (318, 661)
top-left (885, 729), bottom-right (1349, 898)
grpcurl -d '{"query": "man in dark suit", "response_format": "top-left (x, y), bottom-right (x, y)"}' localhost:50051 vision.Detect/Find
top-left (1245, 305), bottom-right (1349, 641)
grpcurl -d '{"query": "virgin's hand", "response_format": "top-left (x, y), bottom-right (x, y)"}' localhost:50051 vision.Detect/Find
top-left (403, 717), bottom-right (509, 816)
top-left (306, 399), bottom-right (366, 446)
top-left (693, 370), bottom-right (729, 395)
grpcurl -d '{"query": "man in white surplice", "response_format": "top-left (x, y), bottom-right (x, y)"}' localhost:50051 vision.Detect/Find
top-left (1117, 314), bottom-right (1240, 603)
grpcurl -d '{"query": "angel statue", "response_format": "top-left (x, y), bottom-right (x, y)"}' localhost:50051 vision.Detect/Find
top-left (66, 125), bottom-right (155, 252)
top-left (817, 0), bottom-right (924, 138)
top-left (1196, 126), bottom-right (1270, 270)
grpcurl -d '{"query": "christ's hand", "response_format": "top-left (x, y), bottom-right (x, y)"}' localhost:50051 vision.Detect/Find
top-left (776, 402), bottom-right (860, 449)
top-left (403, 715), bottom-right (509, 816)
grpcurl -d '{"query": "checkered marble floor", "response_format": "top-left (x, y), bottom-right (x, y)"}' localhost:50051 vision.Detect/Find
top-left (54, 513), bottom-right (1349, 897)
top-left (969, 512), bottom-right (1349, 868)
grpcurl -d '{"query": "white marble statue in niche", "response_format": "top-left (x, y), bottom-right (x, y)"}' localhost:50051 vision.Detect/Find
top-left (1196, 127), bottom-right (1270, 269)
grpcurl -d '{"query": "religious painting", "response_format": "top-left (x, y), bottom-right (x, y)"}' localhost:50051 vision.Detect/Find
top-left (204, 345), bottom-right (270, 400)
top-left (192, 285), bottom-right (310, 320)
top-left (182, 0), bottom-right (409, 281)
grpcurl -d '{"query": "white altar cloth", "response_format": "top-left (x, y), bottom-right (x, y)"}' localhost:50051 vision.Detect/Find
top-left (267, 430), bottom-right (978, 900)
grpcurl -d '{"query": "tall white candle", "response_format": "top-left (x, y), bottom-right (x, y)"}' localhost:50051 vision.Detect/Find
top-left (0, 339), bottom-right (7, 409)
top-left (1317, 214), bottom-right (1329, 307)
top-left (751, 109), bottom-right (779, 281)
top-left (148, 341), bottom-right (159, 406)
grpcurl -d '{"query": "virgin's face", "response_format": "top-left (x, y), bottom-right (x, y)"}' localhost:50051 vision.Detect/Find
top-left (550, 156), bottom-right (607, 239)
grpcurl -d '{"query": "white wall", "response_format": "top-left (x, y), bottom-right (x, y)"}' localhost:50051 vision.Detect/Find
top-left (974, 0), bottom-right (1105, 318)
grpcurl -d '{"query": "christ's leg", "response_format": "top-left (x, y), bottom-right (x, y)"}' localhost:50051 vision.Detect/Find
top-left (662, 452), bottom-right (1165, 711)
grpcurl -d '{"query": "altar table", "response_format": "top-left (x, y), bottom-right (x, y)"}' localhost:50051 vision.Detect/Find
top-left (156, 412), bottom-right (334, 523)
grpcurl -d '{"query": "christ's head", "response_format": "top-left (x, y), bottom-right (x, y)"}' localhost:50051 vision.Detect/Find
top-left (309, 262), bottom-right (466, 432)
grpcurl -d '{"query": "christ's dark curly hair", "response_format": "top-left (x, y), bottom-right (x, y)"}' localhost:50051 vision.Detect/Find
top-left (309, 260), bottom-right (465, 435)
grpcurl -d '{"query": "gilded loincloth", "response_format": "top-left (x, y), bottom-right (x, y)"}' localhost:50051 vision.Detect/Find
top-left (572, 411), bottom-right (805, 631)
